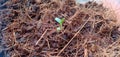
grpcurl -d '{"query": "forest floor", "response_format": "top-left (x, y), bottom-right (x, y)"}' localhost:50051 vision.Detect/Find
top-left (0, 0), bottom-right (120, 57)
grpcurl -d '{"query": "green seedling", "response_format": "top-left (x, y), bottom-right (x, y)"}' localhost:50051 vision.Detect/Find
top-left (55, 17), bottom-right (65, 31)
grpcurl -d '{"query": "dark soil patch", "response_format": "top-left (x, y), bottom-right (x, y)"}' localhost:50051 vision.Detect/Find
top-left (0, 0), bottom-right (120, 57)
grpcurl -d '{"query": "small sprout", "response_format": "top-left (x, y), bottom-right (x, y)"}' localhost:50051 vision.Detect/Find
top-left (55, 17), bottom-right (65, 31)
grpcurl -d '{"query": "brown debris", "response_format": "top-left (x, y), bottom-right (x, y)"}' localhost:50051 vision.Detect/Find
top-left (0, 0), bottom-right (120, 57)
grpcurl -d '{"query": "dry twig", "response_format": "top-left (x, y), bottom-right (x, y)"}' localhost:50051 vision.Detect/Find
top-left (36, 29), bottom-right (48, 45)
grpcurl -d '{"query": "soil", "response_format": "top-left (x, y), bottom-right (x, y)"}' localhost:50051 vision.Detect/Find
top-left (0, 0), bottom-right (120, 57)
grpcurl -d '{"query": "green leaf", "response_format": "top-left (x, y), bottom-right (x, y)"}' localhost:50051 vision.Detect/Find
top-left (55, 17), bottom-right (65, 25)
top-left (55, 17), bottom-right (61, 24)
top-left (60, 18), bottom-right (65, 24)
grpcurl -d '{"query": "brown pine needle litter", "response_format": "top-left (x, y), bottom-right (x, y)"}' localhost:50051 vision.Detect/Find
top-left (36, 29), bottom-right (48, 45)
top-left (0, 0), bottom-right (120, 57)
